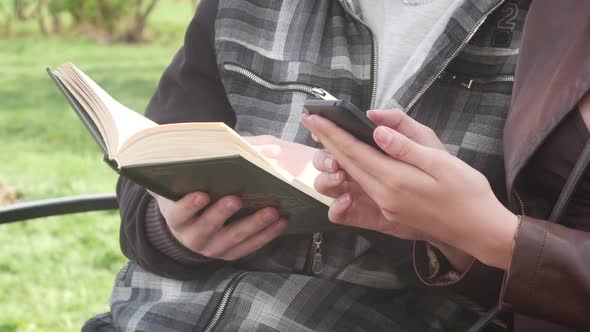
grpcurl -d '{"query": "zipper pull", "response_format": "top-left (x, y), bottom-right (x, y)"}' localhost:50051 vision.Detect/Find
top-left (310, 87), bottom-right (338, 101)
top-left (311, 232), bottom-right (323, 274)
top-left (461, 79), bottom-right (474, 89)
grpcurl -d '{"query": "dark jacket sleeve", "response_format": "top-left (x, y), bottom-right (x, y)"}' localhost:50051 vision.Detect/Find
top-left (500, 216), bottom-right (590, 330)
top-left (118, 0), bottom-right (234, 279)
top-left (414, 216), bottom-right (590, 331)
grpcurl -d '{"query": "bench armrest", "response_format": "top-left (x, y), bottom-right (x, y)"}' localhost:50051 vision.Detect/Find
top-left (0, 193), bottom-right (118, 225)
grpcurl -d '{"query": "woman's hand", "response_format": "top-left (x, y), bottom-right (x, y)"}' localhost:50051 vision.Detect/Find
top-left (301, 110), bottom-right (518, 269)
top-left (312, 110), bottom-right (445, 241)
top-left (314, 149), bottom-right (427, 240)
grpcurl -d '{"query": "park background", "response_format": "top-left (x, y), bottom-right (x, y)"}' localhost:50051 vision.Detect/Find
top-left (1, 1), bottom-right (196, 330)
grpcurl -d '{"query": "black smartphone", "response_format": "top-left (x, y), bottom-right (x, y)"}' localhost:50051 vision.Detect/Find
top-left (304, 99), bottom-right (381, 151)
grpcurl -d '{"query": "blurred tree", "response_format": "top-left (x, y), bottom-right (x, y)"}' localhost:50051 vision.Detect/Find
top-left (3, 0), bottom-right (171, 43)
top-left (14, 0), bottom-right (36, 20)
top-left (124, 0), bottom-right (159, 42)
top-left (0, 2), bottom-right (12, 34)
top-left (46, 0), bottom-right (64, 33)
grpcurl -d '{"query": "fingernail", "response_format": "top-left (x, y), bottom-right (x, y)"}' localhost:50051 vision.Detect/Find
top-left (226, 199), bottom-right (240, 211)
top-left (301, 113), bottom-right (317, 125)
top-left (374, 126), bottom-right (394, 145)
top-left (367, 109), bottom-right (386, 114)
top-left (330, 171), bottom-right (341, 183)
top-left (300, 112), bottom-right (310, 122)
top-left (337, 193), bottom-right (351, 207)
top-left (193, 194), bottom-right (208, 206)
top-left (263, 208), bottom-right (279, 222)
top-left (324, 157), bottom-right (335, 171)
top-left (273, 220), bottom-right (288, 232)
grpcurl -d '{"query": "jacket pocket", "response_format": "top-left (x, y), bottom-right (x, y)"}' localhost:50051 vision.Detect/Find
top-left (221, 62), bottom-right (340, 139)
top-left (224, 63), bottom-right (337, 101)
top-left (439, 72), bottom-right (514, 90)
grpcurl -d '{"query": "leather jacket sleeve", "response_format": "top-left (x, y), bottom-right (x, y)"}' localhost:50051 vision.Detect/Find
top-left (500, 216), bottom-right (590, 330)
top-left (414, 216), bottom-right (590, 330)
top-left (413, 193), bottom-right (590, 332)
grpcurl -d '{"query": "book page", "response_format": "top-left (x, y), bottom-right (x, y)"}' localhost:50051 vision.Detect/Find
top-left (53, 69), bottom-right (113, 149)
top-left (64, 63), bottom-right (157, 152)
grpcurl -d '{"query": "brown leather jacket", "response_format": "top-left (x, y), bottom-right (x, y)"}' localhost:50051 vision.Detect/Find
top-left (416, 1), bottom-right (590, 330)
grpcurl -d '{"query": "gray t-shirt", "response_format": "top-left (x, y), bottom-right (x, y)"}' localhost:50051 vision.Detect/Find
top-left (352, 0), bottom-right (463, 109)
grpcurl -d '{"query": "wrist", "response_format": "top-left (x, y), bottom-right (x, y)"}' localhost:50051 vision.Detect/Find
top-left (470, 206), bottom-right (519, 270)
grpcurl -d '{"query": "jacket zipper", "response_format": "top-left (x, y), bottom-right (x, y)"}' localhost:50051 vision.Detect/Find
top-left (340, 0), bottom-right (378, 110)
top-left (224, 63), bottom-right (337, 101)
top-left (514, 190), bottom-right (525, 215)
top-left (406, 0), bottom-right (507, 112)
top-left (202, 272), bottom-right (248, 332)
top-left (310, 232), bottom-right (324, 274)
top-left (224, 62), bottom-right (332, 276)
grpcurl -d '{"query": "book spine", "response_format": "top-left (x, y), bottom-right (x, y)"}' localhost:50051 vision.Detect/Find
top-left (103, 156), bottom-right (120, 173)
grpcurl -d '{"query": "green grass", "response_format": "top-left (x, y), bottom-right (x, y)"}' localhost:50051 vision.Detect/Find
top-left (0, 2), bottom-right (194, 331)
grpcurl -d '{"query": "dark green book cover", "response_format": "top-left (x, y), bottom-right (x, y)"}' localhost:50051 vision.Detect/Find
top-left (48, 68), bottom-right (338, 234)
top-left (121, 157), bottom-right (338, 234)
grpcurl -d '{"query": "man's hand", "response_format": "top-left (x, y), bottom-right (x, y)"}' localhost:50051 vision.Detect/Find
top-left (149, 191), bottom-right (287, 261)
top-left (147, 135), bottom-right (317, 262)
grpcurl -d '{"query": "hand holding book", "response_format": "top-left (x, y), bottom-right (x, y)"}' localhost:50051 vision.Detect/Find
top-left (48, 62), bottom-right (339, 234)
top-left (149, 135), bottom-right (318, 260)
top-left (149, 190), bottom-right (288, 260)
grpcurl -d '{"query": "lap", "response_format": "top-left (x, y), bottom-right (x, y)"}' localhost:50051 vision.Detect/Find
top-left (84, 262), bottom-right (491, 332)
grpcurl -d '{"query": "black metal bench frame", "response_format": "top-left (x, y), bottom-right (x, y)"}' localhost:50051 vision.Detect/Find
top-left (0, 193), bottom-right (118, 225)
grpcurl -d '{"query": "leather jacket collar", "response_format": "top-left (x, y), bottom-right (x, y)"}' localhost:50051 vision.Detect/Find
top-left (504, 0), bottom-right (590, 196)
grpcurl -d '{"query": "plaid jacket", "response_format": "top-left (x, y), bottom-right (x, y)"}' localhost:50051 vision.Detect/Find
top-left (86, 0), bottom-right (530, 330)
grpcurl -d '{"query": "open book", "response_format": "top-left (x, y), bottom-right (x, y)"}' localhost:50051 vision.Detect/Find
top-left (48, 62), bottom-right (338, 234)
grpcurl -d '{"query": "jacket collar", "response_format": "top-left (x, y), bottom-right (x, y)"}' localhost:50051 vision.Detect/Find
top-left (504, 0), bottom-right (590, 195)
top-left (339, 0), bottom-right (503, 111)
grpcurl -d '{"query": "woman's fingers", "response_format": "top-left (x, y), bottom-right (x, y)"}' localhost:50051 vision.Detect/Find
top-left (373, 126), bottom-right (441, 178)
top-left (327, 193), bottom-right (352, 225)
top-left (313, 149), bottom-right (339, 173)
top-left (314, 170), bottom-right (349, 198)
top-left (301, 112), bottom-right (384, 187)
top-left (366, 109), bottom-right (406, 130)
top-left (367, 109), bottom-right (445, 150)
top-left (301, 112), bottom-right (427, 194)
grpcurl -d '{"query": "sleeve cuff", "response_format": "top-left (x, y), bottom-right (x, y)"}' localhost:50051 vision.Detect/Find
top-left (414, 241), bottom-right (468, 286)
top-left (144, 198), bottom-right (214, 265)
top-left (499, 215), bottom-right (590, 329)
top-left (413, 240), bottom-right (504, 309)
